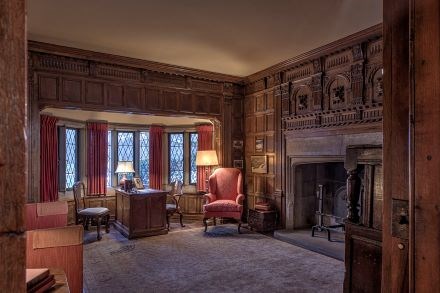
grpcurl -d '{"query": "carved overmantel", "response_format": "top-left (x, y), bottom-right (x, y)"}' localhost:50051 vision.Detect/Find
top-left (243, 24), bottom-right (383, 228)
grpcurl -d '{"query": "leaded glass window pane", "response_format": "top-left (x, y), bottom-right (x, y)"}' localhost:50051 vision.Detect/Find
top-left (65, 128), bottom-right (78, 189)
top-left (117, 132), bottom-right (134, 181)
top-left (169, 133), bottom-right (184, 183)
top-left (139, 131), bottom-right (149, 187)
top-left (107, 130), bottom-right (112, 186)
top-left (190, 133), bottom-right (198, 184)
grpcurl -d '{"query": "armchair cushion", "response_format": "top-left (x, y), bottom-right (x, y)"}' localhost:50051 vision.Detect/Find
top-left (31, 226), bottom-right (83, 249)
top-left (203, 200), bottom-right (242, 213)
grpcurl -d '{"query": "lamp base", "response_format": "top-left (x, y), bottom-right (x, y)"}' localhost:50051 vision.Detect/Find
top-left (119, 174), bottom-right (127, 188)
top-left (205, 168), bottom-right (209, 193)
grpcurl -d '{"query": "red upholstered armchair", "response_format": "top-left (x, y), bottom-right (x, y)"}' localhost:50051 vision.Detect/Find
top-left (25, 202), bottom-right (83, 293)
top-left (203, 168), bottom-right (245, 233)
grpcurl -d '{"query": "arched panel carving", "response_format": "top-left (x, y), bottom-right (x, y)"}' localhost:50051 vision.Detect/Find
top-left (327, 75), bottom-right (350, 110)
top-left (372, 68), bottom-right (384, 103)
top-left (293, 85), bottom-right (312, 114)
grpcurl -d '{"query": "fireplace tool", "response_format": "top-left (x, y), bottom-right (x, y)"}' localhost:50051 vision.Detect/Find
top-left (311, 184), bottom-right (345, 241)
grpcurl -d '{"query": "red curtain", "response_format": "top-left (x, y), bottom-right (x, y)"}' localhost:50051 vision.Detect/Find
top-left (87, 122), bottom-right (108, 196)
top-left (149, 125), bottom-right (163, 190)
top-left (196, 124), bottom-right (214, 192)
top-left (40, 115), bottom-right (58, 202)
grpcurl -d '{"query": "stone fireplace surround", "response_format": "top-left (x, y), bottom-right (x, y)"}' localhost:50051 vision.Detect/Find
top-left (285, 132), bottom-right (382, 230)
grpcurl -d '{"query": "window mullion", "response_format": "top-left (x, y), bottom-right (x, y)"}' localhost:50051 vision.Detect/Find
top-left (58, 126), bottom-right (66, 192)
top-left (134, 131), bottom-right (140, 176)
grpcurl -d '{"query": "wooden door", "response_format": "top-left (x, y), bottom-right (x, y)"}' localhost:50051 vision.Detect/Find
top-left (411, 0), bottom-right (440, 290)
top-left (383, 0), bottom-right (440, 291)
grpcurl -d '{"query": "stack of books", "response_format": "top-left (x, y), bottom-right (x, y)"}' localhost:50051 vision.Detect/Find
top-left (255, 201), bottom-right (272, 211)
top-left (26, 268), bottom-right (55, 293)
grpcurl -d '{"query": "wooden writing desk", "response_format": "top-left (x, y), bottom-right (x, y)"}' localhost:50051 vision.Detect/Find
top-left (114, 189), bottom-right (168, 239)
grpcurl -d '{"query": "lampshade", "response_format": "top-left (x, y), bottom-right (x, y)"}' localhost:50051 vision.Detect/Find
top-left (115, 161), bottom-right (135, 173)
top-left (196, 150), bottom-right (219, 166)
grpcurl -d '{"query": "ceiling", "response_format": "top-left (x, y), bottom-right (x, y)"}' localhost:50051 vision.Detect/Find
top-left (27, 0), bottom-right (382, 77)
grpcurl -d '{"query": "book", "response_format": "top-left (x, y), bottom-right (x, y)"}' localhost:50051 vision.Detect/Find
top-left (26, 268), bottom-right (55, 293)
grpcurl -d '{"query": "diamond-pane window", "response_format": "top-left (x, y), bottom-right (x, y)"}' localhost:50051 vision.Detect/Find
top-left (65, 128), bottom-right (78, 189)
top-left (107, 130), bottom-right (112, 186)
top-left (139, 131), bottom-right (149, 188)
top-left (190, 133), bottom-right (198, 184)
top-left (169, 133), bottom-right (184, 183)
top-left (117, 132), bottom-right (134, 181)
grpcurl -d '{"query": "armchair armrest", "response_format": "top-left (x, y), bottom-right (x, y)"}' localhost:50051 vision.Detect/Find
top-left (203, 193), bottom-right (216, 204)
top-left (236, 194), bottom-right (245, 205)
top-left (26, 202), bottom-right (68, 230)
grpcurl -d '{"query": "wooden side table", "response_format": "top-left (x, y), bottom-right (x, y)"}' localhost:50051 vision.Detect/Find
top-left (248, 209), bottom-right (277, 232)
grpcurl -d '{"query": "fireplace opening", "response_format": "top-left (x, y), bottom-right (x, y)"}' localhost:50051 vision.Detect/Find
top-left (294, 162), bottom-right (347, 230)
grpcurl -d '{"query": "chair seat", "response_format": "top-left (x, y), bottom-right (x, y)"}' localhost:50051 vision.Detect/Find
top-left (78, 207), bottom-right (109, 216)
top-left (203, 200), bottom-right (242, 212)
top-left (166, 203), bottom-right (177, 211)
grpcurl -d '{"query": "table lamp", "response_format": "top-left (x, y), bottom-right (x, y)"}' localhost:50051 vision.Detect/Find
top-left (196, 150), bottom-right (219, 193)
top-left (115, 161), bottom-right (135, 187)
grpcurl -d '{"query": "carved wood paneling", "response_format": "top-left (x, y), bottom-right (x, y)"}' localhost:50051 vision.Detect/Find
top-left (107, 84), bottom-right (124, 107)
top-left (38, 75), bottom-right (58, 101)
top-left (85, 81), bottom-right (104, 105)
top-left (62, 78), bottom-right (82, 103)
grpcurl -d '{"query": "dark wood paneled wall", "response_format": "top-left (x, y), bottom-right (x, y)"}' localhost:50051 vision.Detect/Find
top-left (27, 42), bottom-right (244, 202)
top-left (0, 0), bottom-right (26, 291)
top-left (243, 25), bottom-right (383, 227)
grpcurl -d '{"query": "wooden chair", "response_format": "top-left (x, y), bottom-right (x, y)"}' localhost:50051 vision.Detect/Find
top-left (72, 182), bottom-right (110, 240)
top-left (166, 181), bottom-right (185, 230)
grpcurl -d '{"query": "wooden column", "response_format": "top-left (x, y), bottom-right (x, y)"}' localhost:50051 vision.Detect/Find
top-left (412, 0), bottom-right (440, 291)
top-left (383, 0), bottom-right (410, 291)
top-left (0, 0), bottom-right (27, 291)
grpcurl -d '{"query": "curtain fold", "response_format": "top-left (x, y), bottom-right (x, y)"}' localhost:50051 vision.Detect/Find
top-left (40, 115), bottom-right (58, 202)
top-left (196, 124), bottom-right (214, 192)
top-left (87, 122), bottom-right (108, 196)
top-left (149, 125), bottom-right (164, 190)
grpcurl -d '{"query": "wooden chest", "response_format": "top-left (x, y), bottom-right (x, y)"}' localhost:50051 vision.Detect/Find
top-left (248, 209), bottom-right (277, 232)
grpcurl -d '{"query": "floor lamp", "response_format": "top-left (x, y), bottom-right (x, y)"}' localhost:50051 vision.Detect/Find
top-left (196, 150), bottom-right (219, 193)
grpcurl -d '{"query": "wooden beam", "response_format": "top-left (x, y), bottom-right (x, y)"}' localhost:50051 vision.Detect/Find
top-left (0, 0), bottom-right (27, 291)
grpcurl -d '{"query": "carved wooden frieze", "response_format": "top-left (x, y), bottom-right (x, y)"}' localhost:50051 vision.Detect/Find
top-left (279, 37), bottom-right (382, 132)
top-left (96, 63), bottom-right (141, 81)
top-left (191, 79), bottom-right (223, 93)
top-left (32, 53), bottom-right (89, 75)
top-left (245, 79), bottom-right (266, 95)
top-left (147, 72), bottom-right (187, 89)
top-left (285, 62), bottom-right (313, 83)
top-left (29, 51), bottom-right (234, 97)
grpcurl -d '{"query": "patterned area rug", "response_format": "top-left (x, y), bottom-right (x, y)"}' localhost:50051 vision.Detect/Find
top-left (84, 224), bottom-right (344, 292)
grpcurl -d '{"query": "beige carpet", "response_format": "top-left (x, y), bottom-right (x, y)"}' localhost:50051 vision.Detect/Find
top-left (84, 224), bottom-right (344, 293)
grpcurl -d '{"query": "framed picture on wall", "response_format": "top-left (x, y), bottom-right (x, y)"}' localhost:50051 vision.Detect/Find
top-left (233, 159), bottom-right (243, 169)
top-left (251, 155), bottom-right (267, 174)
top-left (255, 138), bottom-right (264, 152)
top-left (133, 177), bottom-right (144, 189)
